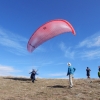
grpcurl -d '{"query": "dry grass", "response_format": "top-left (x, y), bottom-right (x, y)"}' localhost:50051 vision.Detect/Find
top-left (0, 77), bottom-right (100, 100)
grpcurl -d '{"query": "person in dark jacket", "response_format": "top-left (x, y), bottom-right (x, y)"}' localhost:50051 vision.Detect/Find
top-left (29, 69), bottom-right (38, 82)
top-left (86, 67), bottom-right (91, 79)
top-left (98, 66), bottom-right (100, 71)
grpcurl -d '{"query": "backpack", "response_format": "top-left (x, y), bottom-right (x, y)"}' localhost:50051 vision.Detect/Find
top-left (98, 71), bottom-right (100, 76)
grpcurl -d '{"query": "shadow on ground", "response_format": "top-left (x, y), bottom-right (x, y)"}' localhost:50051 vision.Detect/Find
top-left (92, 80), bottom-right (100, 83)
top-left (3, 77), bottom-right (31, 81)
top-left (47, 85), bottom-right (67, 88)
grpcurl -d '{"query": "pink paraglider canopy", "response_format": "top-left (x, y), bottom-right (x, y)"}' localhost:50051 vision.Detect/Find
top-left (27, 19), bottom-right (76, 52)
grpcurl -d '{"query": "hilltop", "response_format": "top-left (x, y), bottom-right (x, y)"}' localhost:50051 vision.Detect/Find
top-left (0, 77), bottom-right (100, 100)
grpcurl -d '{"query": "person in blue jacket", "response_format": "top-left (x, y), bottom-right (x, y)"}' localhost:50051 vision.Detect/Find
top-left (67, 62), bottom-right (76, 88)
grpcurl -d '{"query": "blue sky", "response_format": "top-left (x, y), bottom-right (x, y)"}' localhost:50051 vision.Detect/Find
top-left (0, 0), bottom-right (100, 79)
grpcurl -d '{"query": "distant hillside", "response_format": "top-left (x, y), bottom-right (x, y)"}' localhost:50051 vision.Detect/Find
top-left (0, 76), bottom-right (100, 100)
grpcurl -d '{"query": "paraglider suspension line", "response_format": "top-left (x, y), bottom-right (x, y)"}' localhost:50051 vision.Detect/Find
top-left (29, 44), bottom-right (35, 48)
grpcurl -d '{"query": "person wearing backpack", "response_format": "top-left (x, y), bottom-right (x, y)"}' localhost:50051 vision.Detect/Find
top-left (99, 66), bottom-right (100, 71)
top-left (29, 69), bottom-right (38, 83)
top-left (67, 62), bottom-right (76, 88)
top-left (98, 71), bottom-right (100, 78)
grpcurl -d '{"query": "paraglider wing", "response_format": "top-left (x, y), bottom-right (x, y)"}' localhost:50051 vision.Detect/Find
top-left (27, 19), bottom-right (76, 52)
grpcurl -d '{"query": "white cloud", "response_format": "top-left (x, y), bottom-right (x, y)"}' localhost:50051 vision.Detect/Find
top-left (77, 31), bottom-right (100, 48)
top-left (76, 31), bottom-right (100, 59)
top-left (59, 42), bottom-right (75, 59)
top-left (0, 28), bottom-right (47, 55)
top-left (49, 73), bottom-right (66, 77)
top-left (41, 61), bottom-right (53, 66)
top-left (34, 46), bottom-right (46, 52)
top-left (59, 31), bottom-right (100, 60)
top-left (0, 28), bottom-right (28, 55)
top-left (81, 49), bottom-right (100, 59)
top-left (55, 62), bottom-right (65, 65)
top-left (59, 42), bottom-right (66, 51)
top-left (77, 39), bottom-right (88, 48)
top-left (0, 65), bottom-right (20, 76)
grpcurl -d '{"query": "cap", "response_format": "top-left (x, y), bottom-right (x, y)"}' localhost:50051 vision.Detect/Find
top-left (67, 62), bottom-right (71, 66)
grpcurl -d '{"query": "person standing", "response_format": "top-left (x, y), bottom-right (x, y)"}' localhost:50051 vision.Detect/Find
top-left (29, 69), bottom-right (38, 83)
top-left (98, 66), bottom-right (100, 78)
top-left (99, 66), bottom-right (100, 71)
top-left (86, 67), bottom-right (91, 79)
top-left (67, 62), bottom-right (76, 88)
top-left (98, 70), bottom-right (100, 78)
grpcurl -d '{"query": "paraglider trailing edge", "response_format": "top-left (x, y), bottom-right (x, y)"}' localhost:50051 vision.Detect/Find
top-left (27, 19), bottom-right (76, 52)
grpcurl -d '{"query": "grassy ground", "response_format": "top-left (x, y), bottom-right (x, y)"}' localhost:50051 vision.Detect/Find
top-left (0, 76), bottom-right (100, 100)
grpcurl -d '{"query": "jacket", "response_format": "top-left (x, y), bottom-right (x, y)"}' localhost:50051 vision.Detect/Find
top-left (67, 66), bottom-right (76, 75)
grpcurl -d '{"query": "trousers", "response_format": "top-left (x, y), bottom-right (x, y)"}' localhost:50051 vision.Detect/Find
top-left (69, 74), bottom-right (73, 87)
